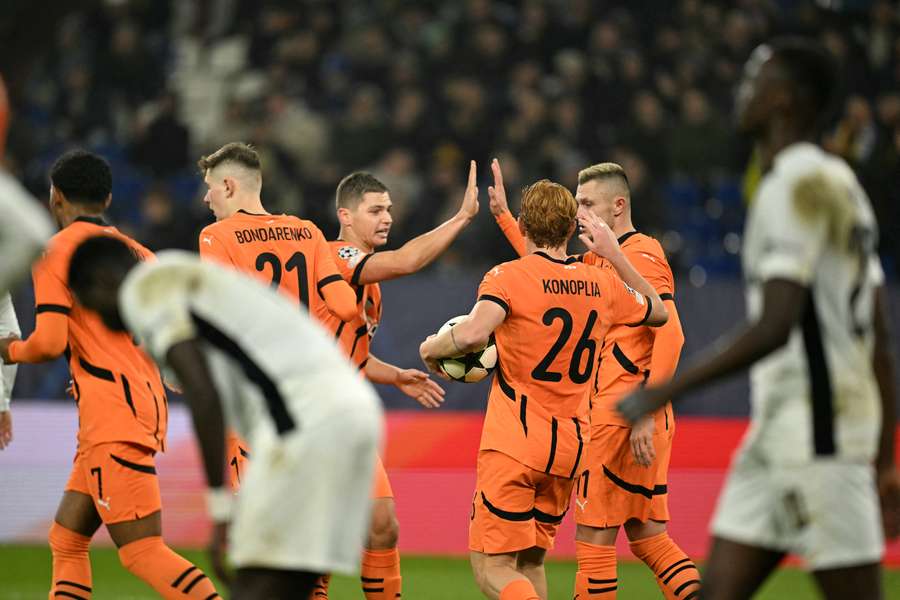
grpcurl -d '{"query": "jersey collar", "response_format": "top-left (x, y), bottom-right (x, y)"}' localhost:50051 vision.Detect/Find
top-left (236, 209), bottom-right (269, 216)
top-left (73, 215), bottom-right (108, 226)
top-left (617, 230), bottom-right (639, 245)
top-left (534, 251), bottom-right (578, 265)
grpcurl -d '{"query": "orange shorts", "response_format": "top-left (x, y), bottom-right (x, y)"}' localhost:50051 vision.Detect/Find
top-left (574, 422), bottom-right (673, 528)
top-left (65, 442), bottom-right (161, 525)
top-left (227, 430), bottom-right (250, 491)
top-left (469, 449), bottom-right (574, 554)
top-left (370, 454), bottom-right (394, 499)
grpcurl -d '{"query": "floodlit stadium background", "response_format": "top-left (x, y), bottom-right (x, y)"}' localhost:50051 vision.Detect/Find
top-left (1, 0), bottom-right (899, 565)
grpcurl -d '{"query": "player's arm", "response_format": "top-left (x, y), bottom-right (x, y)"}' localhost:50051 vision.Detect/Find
top-left (578, 210), bottom-right (667, 326)
top-left (356, 161), bottom-right (479, 285)
top-left (1, 258), bottom-right (70, 364)
top-left (0, 293), bottom-right (20, 449)
top-left (618, 278), bottom-right (806, 423)
top-left (365, 353), bottom-right (445, 409)
top-left (312, 228), bottom-right (357, 322)
top-left (873, 285), bottom-right (900, 539)
top-left (420, 300), bottom-right (506, 379)
top-left (487, 158), bottom-right (527, 257)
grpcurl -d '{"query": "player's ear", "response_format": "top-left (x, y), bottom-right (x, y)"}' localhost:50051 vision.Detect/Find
top-left (102, 193), bottom-right (112, 211)
top-left (614, 195), bottom-right (627, 216)
top-left (337, 207), bottom-right (353, 226)
top-left (223, 177), bottom-right (236, 198)
top-left (517, 216), bottom-right (526, 236)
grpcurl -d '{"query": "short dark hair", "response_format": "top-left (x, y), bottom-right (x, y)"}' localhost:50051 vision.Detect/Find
top-left (770, 37), bottom-right (839, 130)
top-left (335, 172), bottom-right (389, 210)
top-left (68, 235), bottom-right (140, 299)
top-left (197, 142), bottom-right (261, 173)
top-left (50, 150), bottom-right (112, 206)
top-left (577, 162), bottom-right (630, 192)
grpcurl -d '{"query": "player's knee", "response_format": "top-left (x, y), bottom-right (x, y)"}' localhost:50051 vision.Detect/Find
top-left (368, 502), bottom-right (400, 548)
top-left (48, 522), bottom-right (91, 557)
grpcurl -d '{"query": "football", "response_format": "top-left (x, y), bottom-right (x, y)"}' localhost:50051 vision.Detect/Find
top-left (436, 315), bottom-right (498, 383)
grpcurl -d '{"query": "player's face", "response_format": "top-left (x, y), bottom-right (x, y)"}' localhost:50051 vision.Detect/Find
top-left (575, 179), bottom-right (617, 228)
top-left (203, 172), bottom-right (233, 221)
top-left (48, 185), bottom-right (66, 229)
top-left (350, 192), bottom-right (393, 248)
top-left (736, 44), bottom-right (777, 133)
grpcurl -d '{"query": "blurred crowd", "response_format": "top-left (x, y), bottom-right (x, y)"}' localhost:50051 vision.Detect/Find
top-left (5, 0), bottom-right (900, 277)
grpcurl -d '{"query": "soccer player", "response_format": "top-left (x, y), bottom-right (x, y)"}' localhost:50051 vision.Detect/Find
top-left (0, 151), bottom-right (219, 599)
top-left (309, 165), bottom-right (479, 599)
top-left (489, 160), bottom-right (697, 598)
top-left (195, 142), bottom-right (358, 488)
top-left (618, 38), bottom-right (900, 600)
top-left (420, 179), bottom-right (668, 600)
top-left (67, 237), bottom-right (383, 600)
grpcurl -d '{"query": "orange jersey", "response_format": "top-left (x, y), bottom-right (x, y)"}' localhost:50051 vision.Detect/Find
top-left (477, 252), bottom-right (652, 478)
top-left (584, 232), bottom-right (678, 427)
top-left (312, 241), bottom-right (382, 369)
top-left (198, 210), bottom-right (345, 313)
top-left (10, 217), bottom-right (167, 451)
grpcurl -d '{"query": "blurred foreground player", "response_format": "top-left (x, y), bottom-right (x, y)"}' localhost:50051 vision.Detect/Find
top-left (619, 38), bottom-right (900, 600)
top-left (69, 237), bottom-right (383, 600)
top-left (0, 151), bottom-right (219, 599)
top-left (421, 180), bottom-right (667, 599)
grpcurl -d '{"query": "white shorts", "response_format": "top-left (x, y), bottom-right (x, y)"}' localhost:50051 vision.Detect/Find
top-left (711, 450), bottom-right (884, 570)
top-left (229, 397), bottom-right (382, 574)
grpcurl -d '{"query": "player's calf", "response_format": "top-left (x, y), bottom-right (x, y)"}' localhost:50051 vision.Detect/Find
top-left (117, 535), bottom-right (220, 599)
top-left (628, 528), bottom-right (700, 600)
top-left (48, 521), bottom-right (93, 599)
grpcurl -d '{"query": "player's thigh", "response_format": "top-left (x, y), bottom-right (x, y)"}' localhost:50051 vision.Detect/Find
top-left (232, 567), bottom-right (319, 600)
top-left (469, 450), bottom-right (541, 555)
top-left (575, 424), bottom-right (669, 529)
top-left (54, 490), bottom-right (102, 538)
top-left (812, 562), bottom-right (882, 600)
top-left (702, 536), bottom-right (784, 600)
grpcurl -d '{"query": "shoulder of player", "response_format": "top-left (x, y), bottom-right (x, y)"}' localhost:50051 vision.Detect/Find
top-left (623, 233), bottom-right (668, 262)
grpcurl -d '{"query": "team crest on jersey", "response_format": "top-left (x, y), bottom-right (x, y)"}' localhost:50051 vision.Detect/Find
top-left (338, 245), bottom-right (363, 266)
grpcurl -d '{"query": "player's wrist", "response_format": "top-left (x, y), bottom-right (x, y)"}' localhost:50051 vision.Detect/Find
top-left (206, 487), bottom-right (234, 523)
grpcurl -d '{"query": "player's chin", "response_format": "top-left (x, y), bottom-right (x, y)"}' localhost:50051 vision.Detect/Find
top-left (372, 232), bottom-right (390, 246)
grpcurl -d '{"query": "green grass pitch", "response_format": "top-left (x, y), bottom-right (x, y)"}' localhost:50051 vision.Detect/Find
top-left (1, 545), bottom-right (897, 598)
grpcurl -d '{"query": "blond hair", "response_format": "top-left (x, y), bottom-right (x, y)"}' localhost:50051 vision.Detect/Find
top-left (520, 179), bottom-right (577, 248)
top-left (577, 162), bottom-right (630, 194)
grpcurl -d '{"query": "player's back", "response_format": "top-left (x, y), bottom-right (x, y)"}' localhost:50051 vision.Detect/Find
top-left (312, 240), bottom-right (382, 369)
top-left (199, 211), bottom-right (340, 311)
top-left (42, 218), bottom-right (167, 451)
top-left (743, 142), bottom-right (883, 463)
top-left (121, 251), bottom-right (381, 445)
top-left (585, 233), bottom-right (677, 427)
top-left (477, 252), bottom-right (652, 477)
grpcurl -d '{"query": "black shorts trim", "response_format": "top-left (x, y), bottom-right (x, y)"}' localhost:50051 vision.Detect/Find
top-left (480, 491), bottom-right (533, 522)
top-left (569, 417), bottom-right (584, 479)
top-left (602, 465), bottom-right (666, 499)
top-left (78, 358), bottom-right (115, 382)
top-left (478, 294), bottom-right (510, 315)
top-left (36, 303), bottom-right (71, 315)
top-left (110, 453), bottom-right (157, 475)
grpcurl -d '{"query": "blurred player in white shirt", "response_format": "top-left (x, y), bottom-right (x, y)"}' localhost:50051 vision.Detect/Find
top-left (67, 237), bottom-right (383, 600)
top-left (619, 38), bottom-right (900, 600)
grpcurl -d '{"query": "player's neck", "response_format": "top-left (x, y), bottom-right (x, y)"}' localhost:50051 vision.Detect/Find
top-left (757, 120), bottom-right (812, 171)
top-left (231, 196), bottom-right (268, 217)
top-left (612, 217), bottom-right (635, 239)
top-left (60, 207), bottom-right (104, 229)
top-left (338, 227), bottom-right (374, 253)
top-left (527, 240), bottom-right (568, 260)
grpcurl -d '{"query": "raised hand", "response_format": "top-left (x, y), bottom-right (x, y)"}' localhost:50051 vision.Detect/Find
top-left (457, 160), bottom-right (480, 222)
top-left (577, 207), bottom-right (621, 260)
top-left (488, 158), bottom-right (510, 217)
top-left (396, 368), bottom-right (446, 408)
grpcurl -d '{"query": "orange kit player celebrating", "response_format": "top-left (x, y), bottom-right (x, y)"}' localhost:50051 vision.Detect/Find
top-left (0, 151), bottom-right (219, 600)
top-left (310, 165), bottom-right (480, 599)
top-left (420, 179), bottom-right (668, 600)
top-left (195, 142), bottom-right (358, 488)
top-left (490, 161), bottom-right (697, 599)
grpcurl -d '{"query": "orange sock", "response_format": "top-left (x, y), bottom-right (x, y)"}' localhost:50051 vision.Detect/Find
top-left (499, 579), bottom-right (540, 600)
top-left (629, 532), bottom-right (700, 600)
top-left (118, 536), bottom-right (220, 599)
top-left (49, 522), bottom-right (93, 599)
top-left (574, 540), bottom-right (617, 598)
top-left (360, 548), bottom-right (401, 599)
top-left (309, 573), bottom-right (330, 599)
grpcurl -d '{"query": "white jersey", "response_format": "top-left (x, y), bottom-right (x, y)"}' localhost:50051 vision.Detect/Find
top-left (119, 251), bottom-right (382, 446)
top-left (0, 293), bottom-right (20, 410)
top-left (0, 169), bottom-right (54, 292)
top-left (742, 142), bottom-right (883, 464)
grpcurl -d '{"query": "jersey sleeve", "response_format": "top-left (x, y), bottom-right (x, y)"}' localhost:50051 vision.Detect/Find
top-left (626, 243), bottom-right (674, 298)
top-left (311, 227), bottom-right (344, 292)
top-left (333, 244), bottom-right (371, 284)
top-left (598, 271), bottom-right (651, 327)
top-left (120, 266), bottom-right (197, 362)
top-left (198, 227), bottom-right (237, 267)
top-left (477, 264), bottom-right (512, 315)
top-left (754, 178), bottom-right (829, 286)
top-left (494, 211), bottom-right (527, 257)
top-left (32, 242), bottom-right (73, 313)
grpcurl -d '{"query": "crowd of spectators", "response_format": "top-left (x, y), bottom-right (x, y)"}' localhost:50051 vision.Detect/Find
top-left (5, 0), bottom-right (900, 277)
